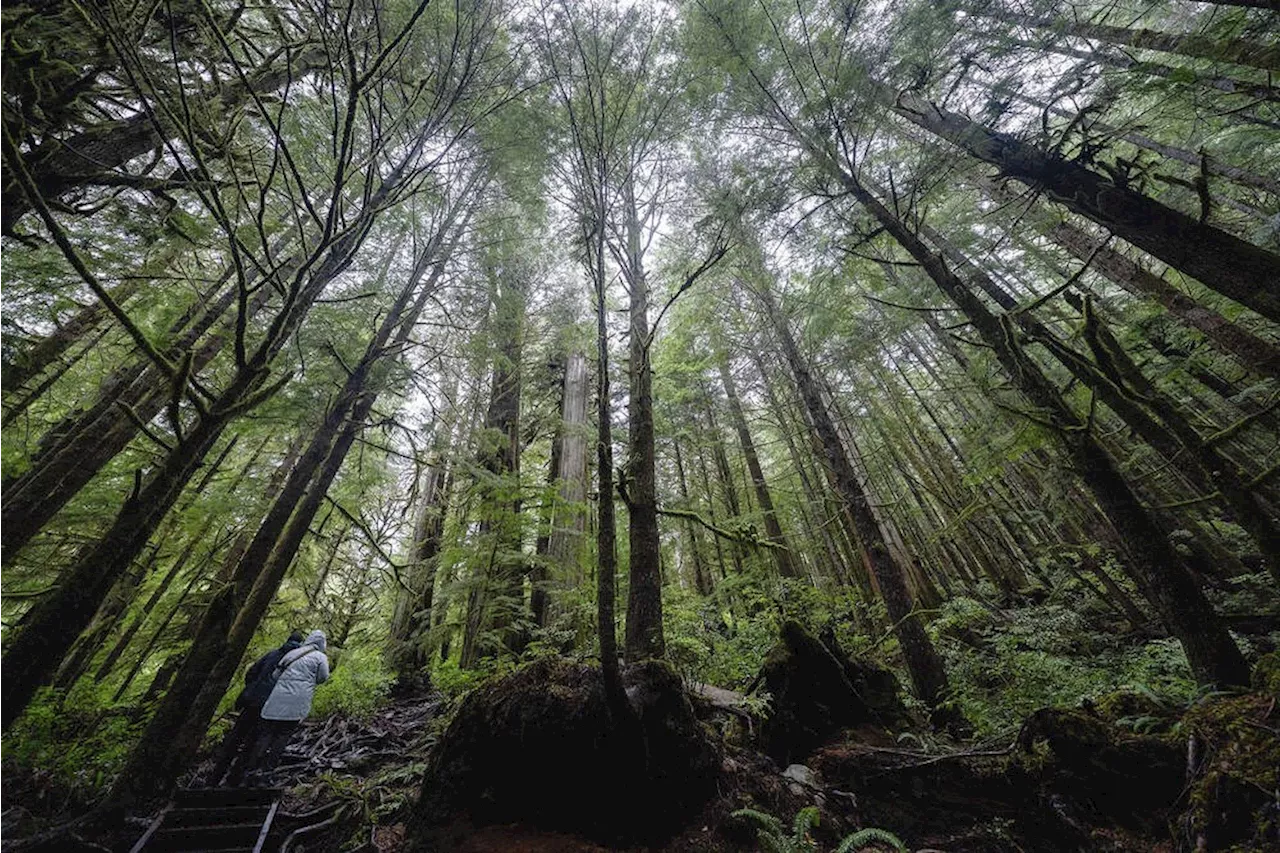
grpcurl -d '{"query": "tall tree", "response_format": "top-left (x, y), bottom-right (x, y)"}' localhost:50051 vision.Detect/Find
top-left (757, 283), bottom-right (955, 716)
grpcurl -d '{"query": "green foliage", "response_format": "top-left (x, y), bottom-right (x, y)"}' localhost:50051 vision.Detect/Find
top-left (430, 653), bottom-right (522, 701)
top-left (835, 827), bottom-right (909, 852)
top-left (931, 596), bottom-right (1200, 738)
top-left (733, 806), bottom-right (908, 853)
top-left (731, 806), bottom-right (820, 853)
top-left (3, 686), bottom-right (144, 801)
top-left (310, 646), bottom-right (395, 720)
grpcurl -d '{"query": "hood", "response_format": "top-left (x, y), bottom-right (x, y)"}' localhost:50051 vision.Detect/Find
top-left (305, 629), bottom-right (327, 652)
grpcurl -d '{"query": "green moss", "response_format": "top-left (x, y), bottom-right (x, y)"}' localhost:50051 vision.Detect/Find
top-left (1182, 694), bottom-right (1280, 851)
top-left (1250, 652), bottom-right (1280, 698)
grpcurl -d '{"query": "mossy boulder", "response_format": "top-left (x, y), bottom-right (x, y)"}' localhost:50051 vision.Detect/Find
top-left (757, 621), bottom-right (908, 764)
top-left (1182, 693), bottom-right (1280, 851)
top-left (408, 658), bottom-right (718, 849)
top-left (1252, 651), bottom-right (1280, 697)
top-left (1015, 707), bottom-right (1184, 825)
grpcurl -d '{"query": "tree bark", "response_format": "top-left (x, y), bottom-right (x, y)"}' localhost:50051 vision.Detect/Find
top-left (1184, 0), bottom-right (1279, 9)
top-left (459, 266), bottom-right (527, 668)
top-left (910, 211), bottom-right (1280, 570)
top-left (622, 177), bottom-right (665, 662)
top-left (760, 286), bottom-right (953, 713)
top-left (1, 48), bottom-right (327, 233)
top-left (109, 194), bottom-right (466, 802)
top-left (547, 351), bottom-right (590, 584)
top-left (821, 156), bottom-right (1248, 686)
top-left (0, 400), bottom-right (234, 728)
top-left (2, 277), bottom-right (143, 392)
top-left (591, 213), bottom-right (623, 711)
top-left (388, 460), bottom-right (450, 675)
top-left (719, 357), bottom-right (799, 578)
top-left (533, 349), bottom-right (591, 624)
top-left (993, 87), bottom-right (1280, 197)
top-left (888, 90), bottom-right (1280, 320)
top-left (1000, 11), bottom-right (1280, 71)
top-left (1003, 38), bottom-right (1280, 124)
top-left (0, 160), bottom-right (405, 721)
top-left (1, 247), bottom-right (287, 564)
top-left (672, 440), bottom-right (713, 594)
top-left (978, 177), bottom-right (1280, 378)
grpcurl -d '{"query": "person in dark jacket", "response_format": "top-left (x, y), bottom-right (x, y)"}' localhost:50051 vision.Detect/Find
top-left (206, 630), bottom-right (304, 787)
top-left (242, 629), bottom-right (330, 786)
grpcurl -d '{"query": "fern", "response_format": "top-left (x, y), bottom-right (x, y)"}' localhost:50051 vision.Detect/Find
top-left (731, 806), bottom-right (820, 852)
top-left (792, 806), bottom-right (820, 839)
top-left (731, 807), bottom-right (786, 837)
top-left (835, 826), bottom-right (909, 852)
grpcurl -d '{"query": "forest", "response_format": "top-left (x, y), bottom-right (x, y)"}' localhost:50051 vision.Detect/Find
top-left (1, 0), bottom-right (1278, 850)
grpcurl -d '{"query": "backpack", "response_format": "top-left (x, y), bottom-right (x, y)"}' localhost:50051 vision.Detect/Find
top-left (234, 647), bottom-right (288, 711)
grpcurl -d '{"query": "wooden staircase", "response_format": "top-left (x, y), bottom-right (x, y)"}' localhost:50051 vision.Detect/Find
top-left (128, 787), bottom-right (282, 853)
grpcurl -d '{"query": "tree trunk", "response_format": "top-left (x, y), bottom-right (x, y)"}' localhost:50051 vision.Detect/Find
top-left (760, 286), bottom-right (953, 714)
top-left (52, 434), bottom-right (242, 689)
top-left (109, 197), bottom-right (466, 802)
top-left (622, 177), bottom-right (665, 662)
top-left (388, 460), bottom-right (450, 675)
top-left (0, 385), bottom-right (255, 729)
top-left (909, 209), bottom-right (1280, 572)
top-left (0, 186), bottom-right (402, 723)
top-left (1, 48), bottom-right (327, 232)
top-left (459, 265), bottom-right (527, 668)
top-left (1075, 301), bottom-right (1280, 583)
top-left (672, 440), bottom-right (713, 594)
top-left (2, 277), bottom-right (143, 392)
top-left (1004, 37), bottom-right (1280, 124)
top-left (1, 247), bottom-right (288, 564)
top-left (1001, 11), bottom-right (1280, 71)
top-left (547, 351), bottom-right (590, 585)
top-left (978, 178), bottom-right (1280, 378)
top-left (533, 349), bottom-right (591, 624)
top-left (749, 350), bottom-right (845, 586)
top-left (531, 432), bottom-right (559, 630)
top-left (1185, 0), bottom-right (1279, 9)
top-left (992, 87), bottom-right (1280, 198)
top-left (112, 435), bottom-right (305, 704)
top-left (589, 211), bottom-right (624, 711)
top-left (719, 357), bottom-right (799, 578)
top-left (821, 157), bottom-right (1248, 686)
top-left (887, 90), bottom-right (1280, 320)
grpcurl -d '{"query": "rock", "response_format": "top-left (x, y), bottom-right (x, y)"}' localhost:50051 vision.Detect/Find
top-left (1016, 707), bottom-right (1184, 824)
top-left (408, 658), bottom-right (718, 849)
top-left (757, 620), bottom-right (908, 764)
top-left (782, 763), bottom-right (821, 798)
top-left (782, 763), bottom-right (818, 788)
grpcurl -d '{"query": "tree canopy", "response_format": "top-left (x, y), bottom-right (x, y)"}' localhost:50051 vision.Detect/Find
top-left (2, 0), bottom-right (1278, 847)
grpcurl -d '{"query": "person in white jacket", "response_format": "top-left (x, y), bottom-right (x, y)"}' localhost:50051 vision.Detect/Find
top-left (243, 629), bottom-right (330, 784)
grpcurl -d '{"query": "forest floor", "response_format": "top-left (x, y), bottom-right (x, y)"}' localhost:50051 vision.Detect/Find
top-left (183, 650), bottom-right (1280, 853)
top-left (4, 613), bottom-right (1278, 853)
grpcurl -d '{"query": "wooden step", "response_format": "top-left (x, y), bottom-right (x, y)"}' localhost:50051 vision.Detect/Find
top-left (165, 805), bottom-right (272, 827)
top-left (172, 787), bottom-right (282, 808)
top-left (147, 822), bottom-right (263, 852)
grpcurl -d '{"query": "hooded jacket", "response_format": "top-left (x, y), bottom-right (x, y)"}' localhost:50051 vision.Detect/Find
top-left (246, 634), bottom-right (302, 685)
top-left (260, 630), bottom-right (330, 721)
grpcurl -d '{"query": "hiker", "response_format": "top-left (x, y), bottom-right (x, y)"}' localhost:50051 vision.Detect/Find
top-left (208, 630), bottom-right (305, 787)
top-left (241, 629), bottom-right (330, 785)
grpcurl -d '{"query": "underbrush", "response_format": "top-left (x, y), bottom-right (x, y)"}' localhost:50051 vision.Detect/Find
top-left (652, 562), bottom-right (1279, 742)
top-left (311, 645), bottom-right (396, 719)
top-left (929, 594), bottom-right (1201, 737)
top-left (1, 684), bottom-right (143, 814)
